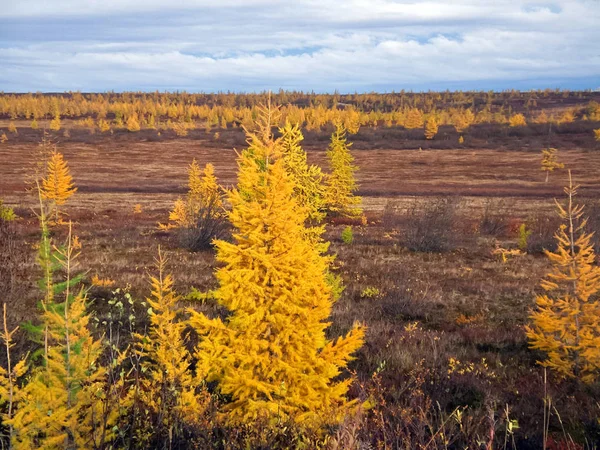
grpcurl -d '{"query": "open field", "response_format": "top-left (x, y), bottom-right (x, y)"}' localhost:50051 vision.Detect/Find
top-left (2, 101), bottom-right (600, 448)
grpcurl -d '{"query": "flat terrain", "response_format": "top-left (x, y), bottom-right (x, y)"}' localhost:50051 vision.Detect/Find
top-left (2, 123), bottom-right (600, 447)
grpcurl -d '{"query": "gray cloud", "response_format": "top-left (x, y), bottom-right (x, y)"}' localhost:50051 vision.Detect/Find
top-left (0, 0), bottom-right (598, 92)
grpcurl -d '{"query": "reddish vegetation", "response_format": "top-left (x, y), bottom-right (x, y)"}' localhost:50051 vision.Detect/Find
top-left (1, 105), bottom-right (600, 446)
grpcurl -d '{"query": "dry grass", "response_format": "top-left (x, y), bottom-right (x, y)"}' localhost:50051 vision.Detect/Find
top-left (1, 129), bottom-right (600, 447)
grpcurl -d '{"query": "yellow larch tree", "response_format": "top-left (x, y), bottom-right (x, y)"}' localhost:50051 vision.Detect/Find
top-left (9, 224), bottom-right (118, 449)
top-left (49, 114), bottom-right (61, 131)
top-left (509, 113), bottom-right (527, 127)
top-left (188, 103), bottom-right (365, 430)
top-left (594, 128), bottom-right (600, 142)
top-left (541, 148), bottom-right (564, 183)
top-left (135, 249), bottom-right (209, 443)
top-left (280, 120), bottom-right (325, 223)
top-left (324, 123), bottom-right (362, 218)
top-left (405, 108), bottom-right (424, 129)
top-left (41, 150), bottom-right (77, 223)
top-left (126, 114), bottom-right (141, 132)
top-left (169, 160), bottom-right (223, 228)
top-left (526, 173), bottom-right (600, 383)
top-left (424, 116), bottom-right (438, 139)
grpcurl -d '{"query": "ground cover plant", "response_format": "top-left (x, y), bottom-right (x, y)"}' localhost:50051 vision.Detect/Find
top-left (0, 91), bottom-right (600, 448)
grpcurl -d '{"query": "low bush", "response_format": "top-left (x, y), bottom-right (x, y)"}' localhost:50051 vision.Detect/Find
top-left (402, 196), bottom-right (460, 252)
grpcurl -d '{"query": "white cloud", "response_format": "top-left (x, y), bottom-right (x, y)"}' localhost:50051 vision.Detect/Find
top-left (0, 0), bottom-right (598, 91)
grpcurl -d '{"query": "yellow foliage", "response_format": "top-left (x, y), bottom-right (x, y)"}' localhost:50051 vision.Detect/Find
top-left (40, 150), bottom-right (77, 222)
top-left (541, 148), bottom-right (564, 182)
top-left (405, 108), bottom-right (424, 129)
top-left (424, 117), bottom-right (438, 139)
top-left (509, 113), bottom-right (527, 127)
top-left (324, 123), bottom-right (362, 218)
top-left (594, 128), bottom-right (600, 142)
top-left (126, 114), bottom-right (141, 132)
top-left (98, 119), bottom-right (111, 132)
top-left (280, 120), bottom-right (325, 223)
top-left (8, 121), bottom-right (17, 134)
top-left (169, 160), bottom-right (223, 229)
top-left (133, 203), bottom-right (143, 214)
top-left (30, 119), bottom-right (38, 130)
top-left (526, 173), bottom-right (600, 383)
top-left (188, 103), bottom-right (365, 430)
top-left (10, 227), bottom-right (119, 448)
top-left (49, 116), bottom-right (61, 131)
top-left (135, 250), bottom-right (209, 435)
top-left (0, 132), bottom-right (7, 143)
top-left (91, 274), bottom-right (115, 288)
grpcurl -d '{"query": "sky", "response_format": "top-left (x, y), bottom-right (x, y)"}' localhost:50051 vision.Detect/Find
top-left (0, 0), bottom-right (599, 93)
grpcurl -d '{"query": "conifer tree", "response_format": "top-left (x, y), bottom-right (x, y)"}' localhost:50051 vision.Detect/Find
top-left (49, 114), bottom-right (61, 131)
top-left (41, 150), bottom-right (77, 223)
top-left (405, 108), bottom-right (424, 129)
top-left (126, 114), bottom-right (141, 132)
top-left (135, 249), bottom-right (209, 443)
top-left (280, 120), bottom-right (325, 222)
top-left (8, 121), bottom-right (17, 134)
top-left (324, 123), bottom-right (362, 218)
top-left (31, 119), bottom-right (38, 130)
top-left (509, 113), bottom-right (527, 127)
top-left (424, 117), bottom-right (438, 139)
top-left (10, 222), bottom-right (117, 449)
top-left (541, 148), bottom-right (564, 183)
top-left (188, 103), bottom-right (364, 430)
top-left (594, 128), bottom-right (600, 142)
top-left (526, 173), bottom-right (600, 383)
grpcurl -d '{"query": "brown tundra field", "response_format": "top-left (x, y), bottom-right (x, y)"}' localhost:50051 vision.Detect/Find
top-left (1, 91), bottom-right (600, 449)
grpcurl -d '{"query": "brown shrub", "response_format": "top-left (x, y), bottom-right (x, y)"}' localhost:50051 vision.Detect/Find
top-left (402, 197), bottom-right (460, 252)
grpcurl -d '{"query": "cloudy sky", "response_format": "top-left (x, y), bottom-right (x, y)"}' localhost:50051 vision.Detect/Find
top-left (0, 0), bottom-right (599, 93)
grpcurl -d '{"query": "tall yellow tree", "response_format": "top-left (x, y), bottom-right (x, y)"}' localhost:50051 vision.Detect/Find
top-left (526, 173), bottom-right (600, 383)
top-left (40, 150), bottom-right (77, 223)
top-left (10, 224), bottom-right (117, 449)
top-left (541, 148), bottom-right (564, 182)
top-left (280, 120), bottom-right (325, 223)
top-left (135, 249), bottom-right (209, 444)
top-left (324, 123), bottom-right (362, 218)
top-left (424, 117), bottom-right (438, 139)
top-left (188, 103), bottom-right (364, 430)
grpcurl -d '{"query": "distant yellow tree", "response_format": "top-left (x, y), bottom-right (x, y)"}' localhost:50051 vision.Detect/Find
top-left (594, 128), bottom-right (600, 142)
top-left (280, 120), bottom-right (325, 222)
top-left (10, 226), bottom-right (117, 449)
top-left (135, 250), bottom-right (209, 442)
top-left (49, 114), bottom-right (61, 131)
top-left (8, 122), bottom-right (17, 134)
top-left (541, 148), bottom-right (564, 182)
top-left (424, 117), bottom-right (438, 139)
top-left (30, 119), bottom-right (38, 130)
top-left (509, 113), bottom-right (527, 127)
top-left (0, 133), bottom-right (7, 144)
top-left (126, 114), bottom-right (141, 132)
top-left (458, 135), bottom-right (464, 144)
top-left (405, 108), bottom-right (424, 129)
top-left (98, 119), bottom-right (111, 132)
top-left (324, 123), bottom-right (362, 218)
top-left (41, 151), bottom-right (77, 222)
top-left (526, 173), bottom-right (600, 383)
top-left (188, 103), bottom-right (365, 430)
